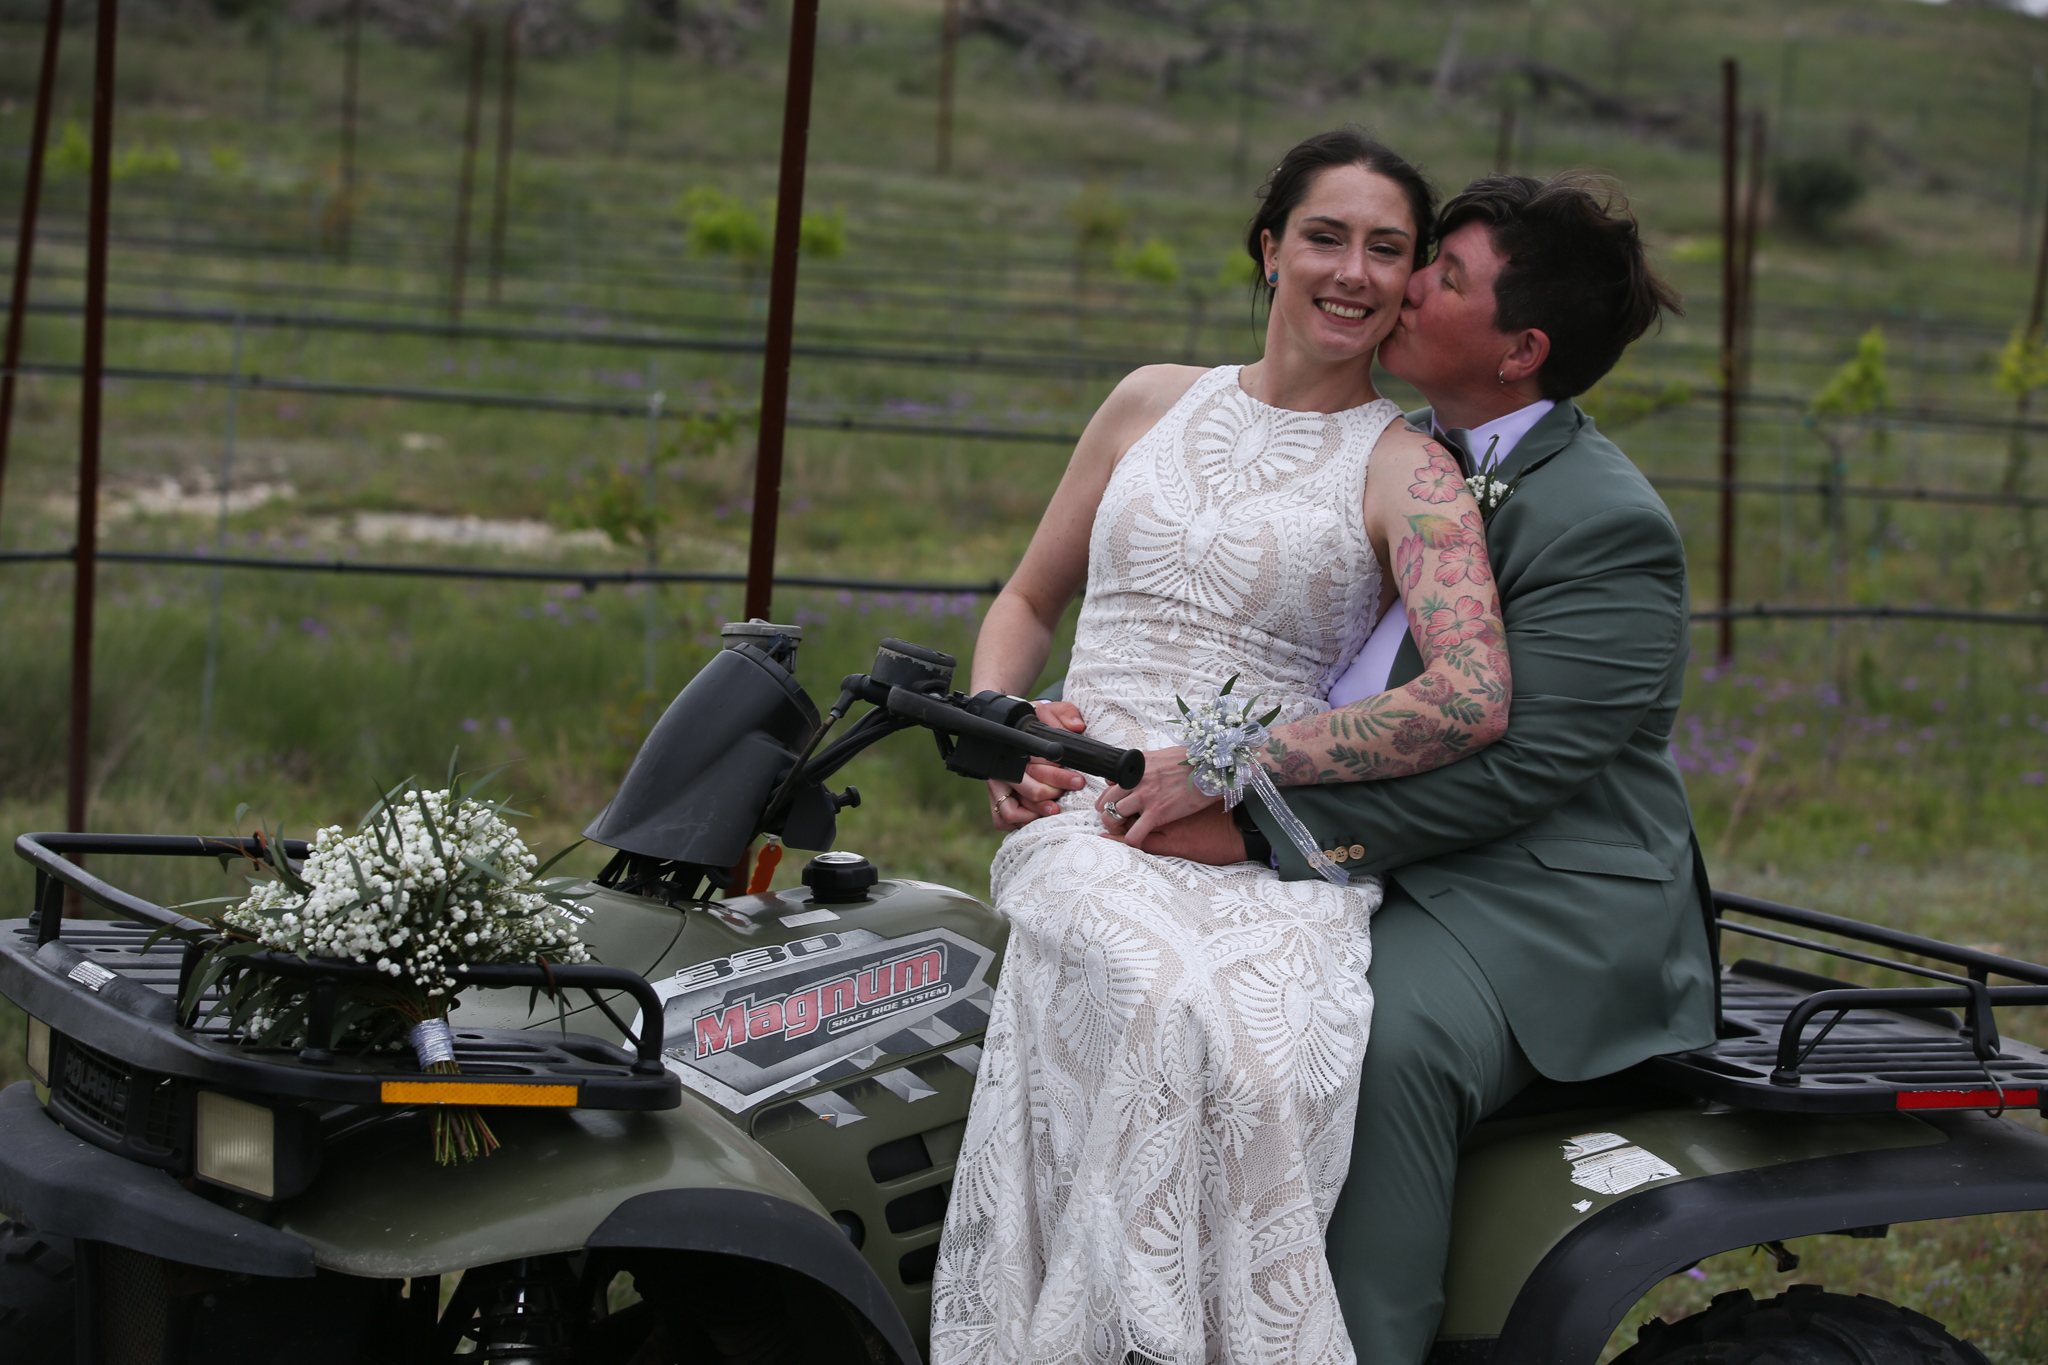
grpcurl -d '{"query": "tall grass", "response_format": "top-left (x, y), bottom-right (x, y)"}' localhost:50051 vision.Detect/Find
top-left (1, 0), bottom-right (2047, 1352)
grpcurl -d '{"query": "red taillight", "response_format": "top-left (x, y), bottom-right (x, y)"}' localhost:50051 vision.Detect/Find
top-left (1896, 1088), bottom-right (2039, 1111)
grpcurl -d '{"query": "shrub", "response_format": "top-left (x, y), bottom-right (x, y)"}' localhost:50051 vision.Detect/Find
top-left (1113, 236), bottom-right (1181, 286)
top-left (1773, 156), bottom-right (1865, 237)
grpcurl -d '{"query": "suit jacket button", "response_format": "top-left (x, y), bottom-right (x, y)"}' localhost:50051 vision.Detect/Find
top-left (1349, 845), bottom-right (1365, 860)
top-left (1329, 848), bottom-right (1347, 863)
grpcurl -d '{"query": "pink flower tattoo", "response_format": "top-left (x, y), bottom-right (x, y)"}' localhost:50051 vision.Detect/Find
top-left (1396, 534), bottom-right (1425, 591)
top-left (1434, 533), bottom-right (1488, 587)
top-left (1422, 595), bottom-right (1491, 643)
top-left (1408, 452), bottom-right (1463, 505)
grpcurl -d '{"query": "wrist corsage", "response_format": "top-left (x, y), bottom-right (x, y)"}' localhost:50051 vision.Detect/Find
top-left (1172, 676), bottom-right (1350, 888)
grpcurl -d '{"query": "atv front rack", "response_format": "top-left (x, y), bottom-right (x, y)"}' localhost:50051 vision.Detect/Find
top-left (7, 833), bottom-right (680, 1117)
top-left (1642, 890), bottom-right (2048, 1114)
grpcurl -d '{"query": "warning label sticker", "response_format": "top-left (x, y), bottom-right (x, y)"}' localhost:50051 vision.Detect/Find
top-left (643, 927), bottom-right (996, 1108)
top-left (1566, 1144), bottom-right (1682, 1196)
top-left (1560, 1131), bottom-right (1630, 1161)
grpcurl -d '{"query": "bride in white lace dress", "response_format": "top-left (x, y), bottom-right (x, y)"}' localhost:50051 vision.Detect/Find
top-left (930, 133), bottom-right (1513, 1365)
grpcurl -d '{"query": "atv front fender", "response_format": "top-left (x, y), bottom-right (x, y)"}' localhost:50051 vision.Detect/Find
top-left (588, 1187), bottom-right (922, 1365)
top-left (1438, 1103), bottom-right (2048, 1365)
top-left (0, 1082), bottom-right (314, 1277)
top-left (275, 1088), bottom-right (827, 1279)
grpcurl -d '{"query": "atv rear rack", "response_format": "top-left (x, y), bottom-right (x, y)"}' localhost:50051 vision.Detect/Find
top-left (6, 833), bottom-right (680, 1118)
top-left (1642, 890), bottom-right (2048, 1114)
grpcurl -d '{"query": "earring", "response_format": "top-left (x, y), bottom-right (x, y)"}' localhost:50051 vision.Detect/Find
top-left (1268, 270), bottom-right (1279, 284)
top-left (1498, 370), bottom-right (1507, 385)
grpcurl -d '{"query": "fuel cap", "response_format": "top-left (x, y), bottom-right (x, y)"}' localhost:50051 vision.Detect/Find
top-left (802, 851), bottom-right (879, 903)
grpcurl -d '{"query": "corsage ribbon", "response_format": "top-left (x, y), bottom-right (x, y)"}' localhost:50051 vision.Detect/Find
top-left (1172, 680), bottom-right (1350, 888)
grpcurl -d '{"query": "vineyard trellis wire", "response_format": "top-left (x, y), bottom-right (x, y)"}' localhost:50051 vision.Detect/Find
top-left (1, 359), bottom-right (2045, 510)
top-left (4, 549), bottom-right (2043, 629)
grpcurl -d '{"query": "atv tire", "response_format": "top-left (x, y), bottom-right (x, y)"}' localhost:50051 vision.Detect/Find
top-left (1615, 1284), bottom-right (1988, 1365)
top-left (0, 1220), bottom-right (77, 1365)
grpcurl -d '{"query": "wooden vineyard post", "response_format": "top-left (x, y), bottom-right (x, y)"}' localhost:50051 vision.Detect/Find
top-left (68, 0), bottom-right (119, 846)
top-left (338, 0), bottom-right (361, 263)
top-left (936, 0), bottom-right (958, 175)
top-left (0, 0), bottom-right (67, 525)
top-left (743, 0), bottom-right (823, 623)
top-left (488, 10), bottom-right (519, 304)
top-left (1717, 57), bottom-right (1739, 664)
top-left (449, 23), bottom-right (487, 326)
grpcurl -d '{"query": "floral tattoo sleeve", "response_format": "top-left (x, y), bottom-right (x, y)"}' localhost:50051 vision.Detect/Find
top-left (1260, 441), bottom-right (1512, 785)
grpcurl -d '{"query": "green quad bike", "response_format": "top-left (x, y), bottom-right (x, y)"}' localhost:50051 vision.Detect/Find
top-left (3, 623), bottom-right (2047, 1364)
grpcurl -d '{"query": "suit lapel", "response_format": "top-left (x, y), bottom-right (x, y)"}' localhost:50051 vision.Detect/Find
top-left (1486, 401), bottom-right (1582, 484)
top-left (1383, 402), bottom-right (1586, 689)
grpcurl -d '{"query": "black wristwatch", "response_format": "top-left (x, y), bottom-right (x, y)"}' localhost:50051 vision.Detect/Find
top-left (1231, 802), bottom-right (1273, 865)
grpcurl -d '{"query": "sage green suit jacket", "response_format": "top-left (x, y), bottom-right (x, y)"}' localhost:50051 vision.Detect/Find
top-left (1246, 400), bottom-right (1717, 1081)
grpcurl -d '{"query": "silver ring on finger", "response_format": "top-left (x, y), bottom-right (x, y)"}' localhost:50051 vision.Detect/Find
top-left (1105, 800), bottom-right (1122, 822)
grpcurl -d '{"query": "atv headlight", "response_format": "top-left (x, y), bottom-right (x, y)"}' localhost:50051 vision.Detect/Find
top-left (195, 1090), bottom-right (276, 1199)
top-left (24, 1017), bottom-right (48, 1086)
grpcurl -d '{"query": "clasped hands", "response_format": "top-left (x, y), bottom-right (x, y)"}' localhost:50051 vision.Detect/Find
top-left (986, 701), bottom-right (1247, 864)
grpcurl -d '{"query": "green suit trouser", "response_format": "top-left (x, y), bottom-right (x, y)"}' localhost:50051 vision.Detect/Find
top-left (1327, 888), bottom-right (1539, 1365)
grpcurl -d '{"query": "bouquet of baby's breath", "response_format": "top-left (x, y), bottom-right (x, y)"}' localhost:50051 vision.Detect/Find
top-left (171, 763), bottom-right (590, 1164)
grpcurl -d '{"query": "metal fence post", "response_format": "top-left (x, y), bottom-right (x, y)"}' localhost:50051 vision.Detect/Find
top-left (744, 0), bottom-right (822, 623)
top-left (67, 0), bottom-right (120, 845)
top-left (1717, 57), bottom-right (1740, 665)
top-left (0, 0), bottom-right (68, 529)
top-left (198, 316), bottom-right (245, 763)
top-left (643, 375), bottom-right (664, 696)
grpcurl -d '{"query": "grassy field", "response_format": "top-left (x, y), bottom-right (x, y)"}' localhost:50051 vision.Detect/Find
top-left (1, 0), bottom-right (2047, 1353)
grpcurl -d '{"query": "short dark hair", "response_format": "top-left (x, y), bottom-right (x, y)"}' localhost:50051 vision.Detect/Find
top-left (1245, 128), bottom-right (1437, 298)
top-left (1438, 174), bottom-right (1683, 400)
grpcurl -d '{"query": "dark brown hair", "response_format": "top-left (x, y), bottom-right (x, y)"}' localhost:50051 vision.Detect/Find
top-left (1437, 173), bottom-right (1683, 400)
top-left (1245, 128), bottom-right (1437, 297)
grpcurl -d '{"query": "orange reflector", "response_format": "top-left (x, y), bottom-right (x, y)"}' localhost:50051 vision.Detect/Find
top-left (1897, 1087), bottom-right (2038, 1111)
top-left (381, 1081), bottom-right (579, 1107)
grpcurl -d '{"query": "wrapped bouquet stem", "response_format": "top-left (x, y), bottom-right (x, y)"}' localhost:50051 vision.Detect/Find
top-left (402, 1013), bottom-right (500, 1163)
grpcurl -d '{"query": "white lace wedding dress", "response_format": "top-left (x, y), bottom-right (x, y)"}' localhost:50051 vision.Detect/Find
top-left (931, 367), bottom-right (1401, 1365)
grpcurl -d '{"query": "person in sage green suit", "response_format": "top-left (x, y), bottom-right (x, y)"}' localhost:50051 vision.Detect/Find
top-left (1248, 176), bottom-right (1718, 1365)
top-left (1095, 174), bottom-right (1719, 1363)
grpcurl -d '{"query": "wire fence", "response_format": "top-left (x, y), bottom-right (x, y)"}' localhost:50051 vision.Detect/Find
top-left (4, 358), bottom-right (2044, 512)
top-left (5, 188), bottom-right (2046, 644)
top-left (4, 548), bottom-right (2043, 628)
top-left (13, 295), bottom-right (2048, 438)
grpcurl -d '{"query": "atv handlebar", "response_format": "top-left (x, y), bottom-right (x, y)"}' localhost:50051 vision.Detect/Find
top-left (1012, 716), bottom-right (1149, 791)
top-left (850, 678), bottom-right (1146, 789)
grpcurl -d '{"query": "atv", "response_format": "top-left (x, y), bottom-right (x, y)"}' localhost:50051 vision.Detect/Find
top-left (2, 622), bottom-right (2045, 1364)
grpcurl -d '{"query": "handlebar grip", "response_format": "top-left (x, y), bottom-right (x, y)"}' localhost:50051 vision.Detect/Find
top-left (1017, 719), bottom-right (1146, 789)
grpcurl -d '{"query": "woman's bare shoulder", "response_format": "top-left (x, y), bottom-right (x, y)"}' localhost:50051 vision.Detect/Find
top-left (1074, 364), bottom-right (1213, 468)
top-left (1102, 364), bottom-right (1210, 426)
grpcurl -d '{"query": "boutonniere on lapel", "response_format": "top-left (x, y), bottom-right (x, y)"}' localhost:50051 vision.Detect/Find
top-left (1465, 466), bottom-right (1524, 524)
top-left (1463, 437), bottom-right (1521, 524)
